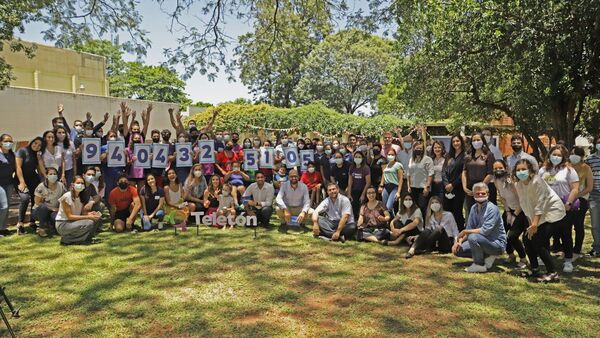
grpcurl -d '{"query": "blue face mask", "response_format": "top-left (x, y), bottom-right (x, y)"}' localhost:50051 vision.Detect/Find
top-left (404, 142), bottom-right (412, 150)
top-left (516, 170), bottom-right (530, 181)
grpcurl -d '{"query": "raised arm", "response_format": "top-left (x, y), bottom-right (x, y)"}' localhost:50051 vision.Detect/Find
top-left (141, 104), bottom-right (152, 137)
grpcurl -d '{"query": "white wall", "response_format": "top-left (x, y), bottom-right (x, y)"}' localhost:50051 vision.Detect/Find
top-left (0, 87), bottom-right (183, 142)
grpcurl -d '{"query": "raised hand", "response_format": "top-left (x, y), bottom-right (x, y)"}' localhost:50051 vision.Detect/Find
top-left (57, 104), bottom-right (64, 115)
top-left (168, 108), bottom-right (174, 115)
top-left (146, 103), bottom-right (153, 114)
top-left (120, 102), bottom-right (128, 113)
top-left (103, 112), bottom-right (110, 123)
top-left (86, 112), bottom-right (92, 121)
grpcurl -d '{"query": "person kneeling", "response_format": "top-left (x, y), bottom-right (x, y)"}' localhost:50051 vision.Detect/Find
top-left (312, 183), bottom-right (356, 242)
top-left (452, 182), bottom-right (506, 272)
top-left (108, 175), bottom-right (141, 233)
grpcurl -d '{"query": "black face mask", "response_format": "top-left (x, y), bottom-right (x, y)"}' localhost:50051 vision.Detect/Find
top-left (152, 137), bottom-right (160, 143)
top-left (232, 137), bottom-right (239, 143)
top-left (512, 145), bottom-right (522, 152)
top-left (162, 136), bottom-right (170, 143)
top-left (133, 140), bottom-right (141, 144)
top-left (494, 169), bottom-right (507, 178)
top-left (118, 182), bottom-right (129, 190)
top-left (414, 149), bottom-right (423, 156)
top-left (225, 145), bottom-right (233, 151)
top-left (191, 135), bottom-right (199, 142)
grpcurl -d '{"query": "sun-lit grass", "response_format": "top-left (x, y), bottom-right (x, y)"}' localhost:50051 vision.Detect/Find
top-left (1, 218), bottom-right (599, 337)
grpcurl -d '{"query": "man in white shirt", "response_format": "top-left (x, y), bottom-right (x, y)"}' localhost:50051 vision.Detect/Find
top-left (275, 169), bottom-right (312, 229)
top-left (243, 172), bottom-right (274, 227)
top-left (312, 183), bottom-right (356, 242)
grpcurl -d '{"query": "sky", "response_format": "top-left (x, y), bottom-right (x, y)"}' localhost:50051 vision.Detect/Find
top-left (16, 1), bottom-right (375, 106)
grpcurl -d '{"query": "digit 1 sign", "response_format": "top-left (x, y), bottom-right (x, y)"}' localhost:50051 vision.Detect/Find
top-left (82, 138), bottom-right (101, 165)
top-left (259, 147), bottom-right (274, 169)
top-left (198, 140), bottom-right (215, 164)
top-left (107, 140), bottom-right (126, 167)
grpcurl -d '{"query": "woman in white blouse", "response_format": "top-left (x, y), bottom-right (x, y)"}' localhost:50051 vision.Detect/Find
top-left (538, 145), bottom-right (579, 273)
top-left (514, 159), bottom-right (567, 283)
top-left (429, 140), bottom-right (446, 200)
top-left (41, 130), bottom-right (65, 183)
top-left (54, 126), bottom-right (76, 186)
top-left (406, 141), bottom-right (434, 215)
top-left (493, 159), bottom-right (528, 269)
top-left (405, 196), bottom-right (458, 258)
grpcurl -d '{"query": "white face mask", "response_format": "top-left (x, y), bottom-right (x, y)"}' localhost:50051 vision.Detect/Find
top-left (569, 155), bottom-right (581, 165)
top-left (74, 183), bottom-right (85, 192)
top-left (335, 158), bottom-right (343, 165)
top-left (178, 137), bottom-right (186, 143)
top-left (109, 137), bottom-right (117, 141)
top-left (316, 145), bottom-right (324, 151)
top-left (325, 149), bottom-right (332, 155)
top-left (1, 142), bottom-right (13, 151)
top-left (307, 167), bottom-right (315, 173)
top-left (47, 174), bottom-right (58, 183)
top-left (472, 140), bottom-right (483, 149)
top-left (194, 170), bottom-right (203, 177)
top-left (354, 158), bottom-right (363, 165)
top-left (75, 126), bottom-right (83, 132)
top-left (550, 155), bottom-right (562, 166)
top-left (403, 200), bottom-right (413, 208)
top-left (475, 196), bottom-right (488, 203)
top-left (85, 130), bottom-right (93, 137)
top-left (84, 175), bottom-right (95, 183)
top-left (430, 202), bottom-right (441, 212)
top-left (596, 144), bottom-right (600, 152)
top-left (387, 155), bottom-right (395, 162)
top-left (281, 139), bottom-right (289, 145)
top-left (298, 144), bottom-right (305, 149)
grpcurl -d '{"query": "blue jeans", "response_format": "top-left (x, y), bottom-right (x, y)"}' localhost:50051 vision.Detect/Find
top-left (382, 185), bottom-right (398, 214)
top-left (140, 209), bottom-right (165, 230)
top-left (0, 184), bottom-right (15, 230)
top-left (455, 233), bottom-right (504, 266)
top-left (590, 200), bottom-right (600, 252)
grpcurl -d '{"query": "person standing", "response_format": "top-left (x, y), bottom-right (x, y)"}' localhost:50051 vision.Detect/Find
top-left (443, 134), bottom-right (466, 230)
top-left (586, 135), bottom-right (600, 257)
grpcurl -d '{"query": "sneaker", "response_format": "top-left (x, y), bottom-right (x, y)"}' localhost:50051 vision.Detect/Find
top-left (317, 235), bottom-right (331, 241)
top-left (17, 224), bottom-right (25, 235)
top-left (563, 261), bottom-right (573, 273)
top-left (507, 253), bottom-right (517, 263)
top-left (131, 229), bottom-right (138, 234)
top-left (36, 228), bottom-right (48, 238)
top-left (537, 257), bottom-right (545, 266)
top-left (405, 249), bottom-right (415, 259)
top-left (586, 249), bottom-right (598, 257)
top-left (339, 235), bottom-right (346, 243)
top-left (465, 264), bottom-right (487, 273)
top-left (484, 255), bottom-right (498, 269)
top-left (536, 272), bottom-right (560, 283)
top-left (572, 253), bottom-right (582, 262)
top-left (157, 222), bottom-right (164, 230)
top-left (517, 258), bottom-right (528, 269)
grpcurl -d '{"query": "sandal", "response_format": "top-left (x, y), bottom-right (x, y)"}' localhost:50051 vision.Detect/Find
top-left (535, 272), bottom-right (560, 283)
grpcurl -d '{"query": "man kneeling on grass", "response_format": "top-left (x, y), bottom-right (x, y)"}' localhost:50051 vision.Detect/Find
top-left (312, 183), bottom-right (356, 242)
top-left (108, 174), bottom-right (141, 233)
top-left (452, 182), bottom-right (506, 273)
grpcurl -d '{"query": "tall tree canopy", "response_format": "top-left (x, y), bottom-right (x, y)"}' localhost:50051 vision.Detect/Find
top-left (379, 0), bottom-right (600, 155)
top-left (295, 29), bottom-right (393, 114)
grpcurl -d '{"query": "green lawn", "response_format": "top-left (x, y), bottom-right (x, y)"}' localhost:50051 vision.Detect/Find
top-left (1, 220), bottom-right (600, 337)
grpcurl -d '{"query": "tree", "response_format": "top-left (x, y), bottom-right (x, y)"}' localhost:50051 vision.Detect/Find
top-left (381, 0), bottom-right (600, 156)
top-left (192, 101), bottom-right (213, 108)
top-left (71, 39), bottom-right (126, 76)
top-left (295, 29), bottom-right (393, 114)
top-left (236, 0), bottom-right (332, 107)
top-left (110, 62), bottom-right (192, 107)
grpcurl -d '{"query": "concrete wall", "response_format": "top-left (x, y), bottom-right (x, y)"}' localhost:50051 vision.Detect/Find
top-left (0, 87), bottom-right (182, 142)
top-left (1, 41), bottom-right (108, 96)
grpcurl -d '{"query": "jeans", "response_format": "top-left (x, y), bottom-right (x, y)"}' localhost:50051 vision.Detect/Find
top-left (32, 204), bottom-right (58, 231)
top-left (317, 216), bottom-right (357, 240)
top-left (382, 184), bottom-right (398, 214)
top-left (18, 188), bottom-right (36, 223)
top-left (455, 233), bottom-right (504, 266)
top-left (0, 184), bottom-right (15, 231)
top-left (573, 198), bottom-right (589, 254)
top-left (140, 209), bottom-right (165, 230)
top-left (591, 200), bottom-right (600, 252)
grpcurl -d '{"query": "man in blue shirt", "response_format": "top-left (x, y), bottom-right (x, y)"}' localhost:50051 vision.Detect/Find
top-left (453, 182), bottom-right (506, 272)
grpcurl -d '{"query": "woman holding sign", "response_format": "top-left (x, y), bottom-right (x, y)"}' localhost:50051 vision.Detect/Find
top-left (100, 130), bottom-right (126, 202)
top-left (216, 141), bottom-right (241, 176)
top-left (196, 133), bottom-right (215, 183)
top-left (126, 132), bottom-right (146, 190)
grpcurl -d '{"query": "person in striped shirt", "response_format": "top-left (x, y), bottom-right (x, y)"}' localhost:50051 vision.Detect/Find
top-left (586, 136), bottom-right (600, 257)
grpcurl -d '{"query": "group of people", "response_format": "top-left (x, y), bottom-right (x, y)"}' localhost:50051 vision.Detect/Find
top-left (0, 103), bottom-right (599, 283)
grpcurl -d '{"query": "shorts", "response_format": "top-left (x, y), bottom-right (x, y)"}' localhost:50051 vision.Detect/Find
top-left (115, 209), bottom-right (130, 222)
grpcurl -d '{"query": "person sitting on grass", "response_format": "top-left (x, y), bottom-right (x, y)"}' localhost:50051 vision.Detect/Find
top-left (452, 182), bottom-right (506, 273)
top-left (405, 196), bottom-right (458, 259)
top-left (357, 186), bottom-right (391, 244)
top-left (275, 169), bottom-right (312, 229)
top-left (139, 173), bottom-right (165, 231)
top-left (164, 168), bottom-right (190, 232)
top-left (32, 167), bottom-right (67, 237)
top-left (108, 174), bottom-right (141, 233)
top-left (203, 175), bottom-right (222, 218)
top-left (385, 194), bottom-right (423, 246)
top-left (55, 175), bottom-right (102, 245)
top-left (242, 171), bottom-right (274, 227)
top-left (218, 183), bottom-right (236, 229)
top-left (224, 161), bottom-right (249, 209)
top-left (312, 182), bottom-right (356, 242)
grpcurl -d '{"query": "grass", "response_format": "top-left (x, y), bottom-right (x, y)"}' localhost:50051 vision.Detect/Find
top-left (1, 218), bottom-right (600, 337)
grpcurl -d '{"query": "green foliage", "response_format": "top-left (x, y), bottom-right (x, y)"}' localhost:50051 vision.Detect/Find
top-left (191, 101), bottom-right (213, 108)
top-left (110, 62), bottom-right (191, 107)
top-left (295, 29), bottom-right (394, 114)
top-left (71, 39), bottom-right (126, 76)
top-left (383, 0), bottom-right (600, 152)
top-left (187, 102), bottom-right (412, 138)
top-left (237, 0), bottom-right (332, 107)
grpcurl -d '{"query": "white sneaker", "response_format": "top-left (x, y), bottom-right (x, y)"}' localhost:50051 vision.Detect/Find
top-left (158, 222), bottom-right (164, 230)
top-left (484, 255), bottom-right (498, 269)
top-left (465, 264), bottom-right (487, 273)
top-left (537, 258), bottom-right (545, 266)
top-left (572, 253), bottom-right (582, 262)
top-left (517, 258), bottom-right (528, 269)
top-left (563, 261), bottom-right (574, 273)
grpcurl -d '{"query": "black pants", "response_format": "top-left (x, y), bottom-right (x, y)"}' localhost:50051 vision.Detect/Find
top-left (443, 187), bottom-right (465, 231)
top-left (247, 205), bottom-right (273, 226)
top-left (350, 189), bottom-right (362, 220)
top-left (410, 187), bottom-right (429, 218)
top-left (430, 182), bottom-right (444, 200)
top-left (31, 204), bottom-right (58, 231)
top-left (488, 182), bottom-right (497, 205)
top-left (573, 198), bottom-right (589, 254)
top-left (503, 210), bottom-right (528, 259)
top-left (524, 217), bottom-right (565, 273)
top-left (413, 227), bottom-right (453, 253)
top-left (390, 219), bottom-right (420, 239)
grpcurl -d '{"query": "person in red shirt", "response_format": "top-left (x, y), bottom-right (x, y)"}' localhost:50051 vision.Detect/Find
top-left (301, 161), bottom-right (322, 208)
top-left (215, 141), bottom-right (241, 176)
top-left (108, 174), bottom-right (141, 233)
